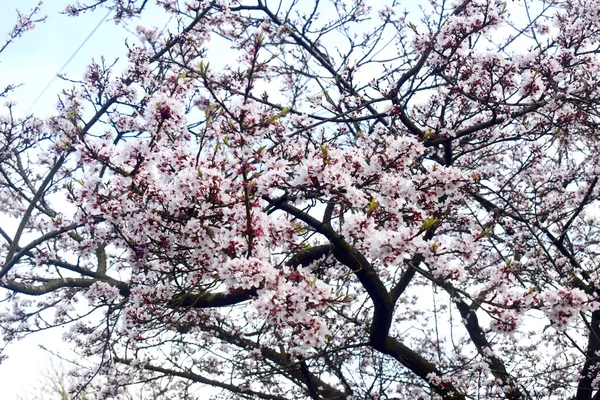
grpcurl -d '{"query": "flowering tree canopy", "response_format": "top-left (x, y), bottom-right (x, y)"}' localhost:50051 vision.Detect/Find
top-left (2, 0), bottom-right (600, 398)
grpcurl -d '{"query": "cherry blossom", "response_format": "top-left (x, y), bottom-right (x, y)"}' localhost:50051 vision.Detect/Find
top-left (3, 0), bottom-right (600, 399)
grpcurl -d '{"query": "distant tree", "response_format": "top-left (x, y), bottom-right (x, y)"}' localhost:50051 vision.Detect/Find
top-left (17, 358), bottom-right (136, 400)
top-left (2, 0), bottom-right (600, 398)
top-left (17, 359), bottom-right (97, 400)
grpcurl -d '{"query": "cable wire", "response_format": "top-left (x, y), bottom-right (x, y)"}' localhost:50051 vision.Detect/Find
top-left (25, 9), bottom-right (112, 114)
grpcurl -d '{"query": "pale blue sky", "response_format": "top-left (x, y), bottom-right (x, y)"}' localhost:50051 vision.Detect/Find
top-left (0, 2), bottom-right (132, 398)
top-left (0, 0), bottom-right (135, 118)
top-left (0, 0), bottom-right (421, 398)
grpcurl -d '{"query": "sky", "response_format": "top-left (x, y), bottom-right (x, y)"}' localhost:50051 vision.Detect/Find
top-left (0, 0), bottom-right (424, 398)
top-left (0, 1), bottom-right (139, 398)
top-left (1, 1), bottom-right (127, 118)
top-left (0, 0), bottom-right (564, 398)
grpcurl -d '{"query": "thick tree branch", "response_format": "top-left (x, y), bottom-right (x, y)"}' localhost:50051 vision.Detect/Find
top-left (263, 196), bottom-right (390, 311)
top-left (169, 245), bottom-right (333, 309)
top-left (2, 273), bottom-right (127, 296)
top-left (3, 156), bottom-right (67, 274)
top-left (454, 300), bottom-right (526, 399)
top-left (286, 244), bottom-right (332, 268)
top-left (383, 336), bottom-right (466, 400)
top-left (264, 196), bottom-right (466, 399)
top-left (168, 288), bottom-right (257, 308)
top-left (0, 221), bottom-right (84, 280)
top-left (576, 310), bottom-right (600, 400)
top-left (557, 176), bottom-right (598, 246)
top-left (206, 322), bottom-right (349, 399)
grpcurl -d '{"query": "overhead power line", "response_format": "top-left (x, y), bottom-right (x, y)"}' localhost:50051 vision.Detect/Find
top-left (25, 9), bottom-right (112, 114)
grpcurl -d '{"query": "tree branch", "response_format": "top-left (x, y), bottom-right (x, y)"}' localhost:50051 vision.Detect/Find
top-left (115, 356), bottom-right (290, 400)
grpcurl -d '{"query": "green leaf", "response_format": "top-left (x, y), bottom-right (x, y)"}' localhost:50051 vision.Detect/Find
top-left (421, 217), bottom-right (438, 230)
top-left (198, 60), bottom-right (210, 75)
top-left (320, 145), bottom-right (329, 160)
top-left (367, 198), bottom-right (379, 213)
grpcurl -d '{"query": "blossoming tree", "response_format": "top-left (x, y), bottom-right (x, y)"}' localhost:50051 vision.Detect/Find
top-left (2, 0), bottom-right (600, 398)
